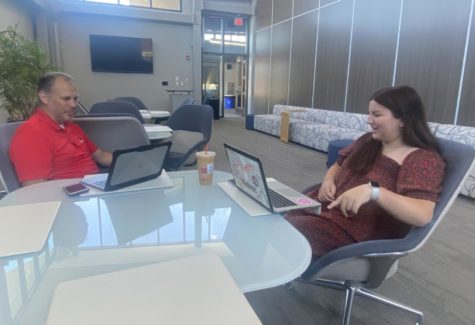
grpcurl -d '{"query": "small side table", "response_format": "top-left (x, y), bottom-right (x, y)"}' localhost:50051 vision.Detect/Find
top-left (280, 109), bottom-right (306, 143)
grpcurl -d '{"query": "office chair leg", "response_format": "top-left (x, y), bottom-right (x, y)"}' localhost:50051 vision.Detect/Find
top-left (342, 286), bottom-right (357, 325)
top-left (298, 278), bottom-right (357, 325)
top-left (357, 288), bottom-right (423, 325)
top-left (298, 277), bottom-right (346, 291)
top-left (299, 278), bottom-right (423, 325)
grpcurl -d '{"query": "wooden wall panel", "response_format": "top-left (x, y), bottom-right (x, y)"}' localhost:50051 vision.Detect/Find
top-left (273, 0), bottom-right (293, 24)
top-left (458, 5), bottom-right (475, 127)
top-left (255, 0), bottom-right (272, 30)
top-left (313, 0), bottom-right (353, 110)
top-left (253, 30), bottom-right (271, 114)
top-left (289, 11), bottom-right (318, 107)
top-left (346, 0), bottom-right (400, 114)
top-left (395, 0), bottom-right (471, 124)
top-left (294, 0), bottom-right (318, 16)
top-left (269, 21), bottom-right (292, 110)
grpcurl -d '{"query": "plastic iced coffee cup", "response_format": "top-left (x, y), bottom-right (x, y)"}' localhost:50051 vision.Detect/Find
top-left (196, 151), bottom-right (216, 185)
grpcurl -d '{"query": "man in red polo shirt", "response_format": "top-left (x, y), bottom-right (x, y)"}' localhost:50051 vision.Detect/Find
top-left (9, 72), bottom-right (112, 187)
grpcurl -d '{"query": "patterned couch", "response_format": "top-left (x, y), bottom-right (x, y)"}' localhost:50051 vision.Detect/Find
top-left (248, 104), bottom-right (475, 198)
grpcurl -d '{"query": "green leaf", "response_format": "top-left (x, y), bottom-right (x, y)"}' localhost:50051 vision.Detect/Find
top-left (0, 25), bottom-right (56, 121)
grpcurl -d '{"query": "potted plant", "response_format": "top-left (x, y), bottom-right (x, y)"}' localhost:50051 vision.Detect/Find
top-left (0, 25), bottom-right (55, 122)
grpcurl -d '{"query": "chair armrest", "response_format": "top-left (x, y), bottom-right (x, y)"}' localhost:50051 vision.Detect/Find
top-left (363, 252), bottom-right (408, 258)
top-left (302, 237), bottom-right (413, 279)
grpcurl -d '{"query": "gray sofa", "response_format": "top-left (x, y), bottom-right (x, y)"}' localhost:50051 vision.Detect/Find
top-left (248, 104), bottom-right (475, 198)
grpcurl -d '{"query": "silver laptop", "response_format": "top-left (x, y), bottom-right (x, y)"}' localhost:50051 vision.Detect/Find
top-left (223, 143), bottom-right (320, 214)
top-left (82, 142), bottom-right (171, 191)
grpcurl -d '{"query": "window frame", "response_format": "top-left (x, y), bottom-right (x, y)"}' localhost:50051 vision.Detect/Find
top-left (81, 0), bottom-right (182, 12)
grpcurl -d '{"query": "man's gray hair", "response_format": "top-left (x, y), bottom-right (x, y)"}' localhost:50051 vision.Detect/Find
top-left (37, 71), bottom-right (75, 94)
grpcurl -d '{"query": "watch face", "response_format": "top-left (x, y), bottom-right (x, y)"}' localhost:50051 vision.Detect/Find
top-left (370, 181), bottom-right (380, 188)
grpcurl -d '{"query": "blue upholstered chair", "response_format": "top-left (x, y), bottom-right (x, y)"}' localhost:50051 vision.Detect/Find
top-left (326, 139), bottom-right (353, 168)
top-left (113, 96), bottom-right (148, 111)
top-left (113, 96), bottom-right (171, 124)
top-left (295, 138), bottom-right (475, 325)
top-left (75, 101), bottom-right (89, 115)
top-left (164, 104), bottom-right (213, 171)
top-left (89, 101), bottom-right (145, 123)
top-left (73, 115), bottom-right (150, 152)
top-left (0, 122), bottom-right (22, 192)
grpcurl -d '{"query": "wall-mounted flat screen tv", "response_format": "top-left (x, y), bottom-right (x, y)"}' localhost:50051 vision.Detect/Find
top-left (89, 35), bottom-right (154, 74)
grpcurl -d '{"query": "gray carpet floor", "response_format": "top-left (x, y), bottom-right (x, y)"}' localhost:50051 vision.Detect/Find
top-left (209, 116), bottom-right (475, 325)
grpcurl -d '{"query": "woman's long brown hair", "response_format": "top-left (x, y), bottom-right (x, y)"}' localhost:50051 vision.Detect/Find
top-left (345, 86), bottom-right (441, 174)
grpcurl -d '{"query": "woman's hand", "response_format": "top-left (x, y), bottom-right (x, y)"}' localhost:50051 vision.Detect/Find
top-left (327, 184), bottom-right (372, 217)
top-left (318, 178), bottom-right (337, 202)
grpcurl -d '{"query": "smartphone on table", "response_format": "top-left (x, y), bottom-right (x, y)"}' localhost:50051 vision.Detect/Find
top-left (63, 183), bottom-right (89, 196)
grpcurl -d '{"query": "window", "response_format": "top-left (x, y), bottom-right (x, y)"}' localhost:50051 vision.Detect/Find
top-left (203, 14), bottom-right (248, 55)
top-left (223, 16), bottom-right (246, 55)
top-left (82, 0), bottom-right (181, 11)
top-left (203, 15), bottom-right (222, 53)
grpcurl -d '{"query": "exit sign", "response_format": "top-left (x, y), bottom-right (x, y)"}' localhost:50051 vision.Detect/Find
top-left (234, 17), bottom-right (244, 26)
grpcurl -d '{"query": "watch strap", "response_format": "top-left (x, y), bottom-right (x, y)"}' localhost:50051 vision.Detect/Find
top-left (369, 181), bottom-right (380, 201)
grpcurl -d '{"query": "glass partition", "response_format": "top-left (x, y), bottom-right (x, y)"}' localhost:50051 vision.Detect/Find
top-left (203, 14), bottom-right (248, 55)
top-left (202, 13), bottom-right (249, 117)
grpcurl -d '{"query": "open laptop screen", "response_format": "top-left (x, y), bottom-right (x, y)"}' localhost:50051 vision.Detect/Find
top-left (108, 143), bottom-right (170, 190)
top-left (224, 145), bottom-right (271, 210)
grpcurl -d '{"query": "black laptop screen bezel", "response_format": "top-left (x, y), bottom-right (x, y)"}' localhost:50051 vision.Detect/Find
top-left (223, 143), bottom-right (275, 212)
top-left (104, 142), bottom-right (171, 191)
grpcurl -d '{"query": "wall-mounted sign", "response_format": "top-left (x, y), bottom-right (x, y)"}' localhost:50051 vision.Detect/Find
top-left (234, 17), bottom-right (244, 26)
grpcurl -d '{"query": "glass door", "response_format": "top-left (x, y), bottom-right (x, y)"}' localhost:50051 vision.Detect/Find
top-left (202, 12), bottom-right (249, 118)
top-left (202, 54), bottom-right (222, 119)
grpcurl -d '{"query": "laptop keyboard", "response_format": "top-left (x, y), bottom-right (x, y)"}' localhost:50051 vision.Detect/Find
top-left (269, 189), bottom-right (295, 208)
top-left (94, 180), bottom-right (107, 188)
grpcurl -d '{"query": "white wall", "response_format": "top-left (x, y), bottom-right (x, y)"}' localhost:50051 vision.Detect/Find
top-left (0, 1), bottom-right (33, 36)
top-left (0, 0), bottom-right (35, 123)
top-left (58, 11), bottom-right (194, 111)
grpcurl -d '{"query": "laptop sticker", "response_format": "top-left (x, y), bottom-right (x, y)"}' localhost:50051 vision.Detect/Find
top-left (228, 151), bottom-right (270, 208)
top-left (296, 198), bottom-right (314, 206)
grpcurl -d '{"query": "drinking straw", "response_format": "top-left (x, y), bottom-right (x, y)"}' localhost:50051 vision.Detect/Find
top-left (205, 143), bottom-right (208, 154)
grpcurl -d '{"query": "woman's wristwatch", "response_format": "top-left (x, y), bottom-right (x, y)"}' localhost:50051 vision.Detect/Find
top-left (368, 181), bottom-right (380, 201)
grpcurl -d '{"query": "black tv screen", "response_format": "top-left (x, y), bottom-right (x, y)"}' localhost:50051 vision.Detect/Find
top-left (89, 35), bottom-right (154, 74)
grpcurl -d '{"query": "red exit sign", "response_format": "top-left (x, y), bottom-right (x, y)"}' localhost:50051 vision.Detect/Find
top-left (234, 17), bottom-right (244, 26)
